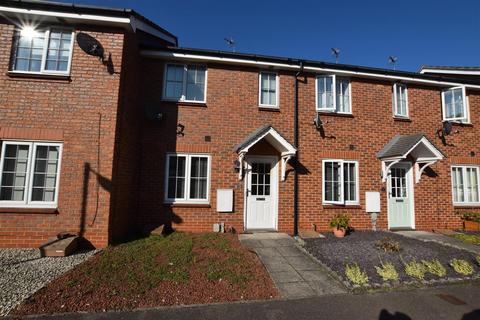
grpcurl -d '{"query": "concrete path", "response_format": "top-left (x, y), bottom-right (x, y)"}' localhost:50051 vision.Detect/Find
top-left (239, 233), bottom-right (345, 298)
top-left (396, 230), bottom-right (480, 255)
top-left (24, 283), bottom-right (480, 320)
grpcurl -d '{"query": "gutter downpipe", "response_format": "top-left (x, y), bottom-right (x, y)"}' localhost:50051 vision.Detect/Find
top-left (293, 61), bottom-right (303, 237)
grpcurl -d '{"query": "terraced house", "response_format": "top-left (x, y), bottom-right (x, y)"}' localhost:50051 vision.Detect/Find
top-left (1, 0), bottom-right (480, 248)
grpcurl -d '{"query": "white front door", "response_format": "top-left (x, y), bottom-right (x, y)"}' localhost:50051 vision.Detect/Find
top-left (245, 156), bottom-right (277, 230)
top-left (388, 163), bottom-right (415, 229)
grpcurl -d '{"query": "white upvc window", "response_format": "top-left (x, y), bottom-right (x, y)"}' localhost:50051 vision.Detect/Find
top-left (259, 72), bottom-right (279, 107)
top-left (0, 141), bottom-right (62, 208)
top-left (164, 154), bottom-right (211, 204)
top-left (163, 64), bottom-right (207, 103)
top-left (442, 86), bottom-right (468, 122)
top-left (316, 75), bottom-right (351, 113)
top-left (11, 27), bottom-right (74, 75)
top-left (451, 166), bottom-right (480, 205)
top-left (393, 83), bottom-right (408, 118)
top-left (322, 160), bottom-right (359, 205)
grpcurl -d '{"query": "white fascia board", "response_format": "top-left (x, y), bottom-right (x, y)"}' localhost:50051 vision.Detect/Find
top-left (142, 51), bottom-right (480, 90)
top-left (420, 68), bottom-right (480, 75)
top-left (130, 16), bottom-right (177, 45)
top-left (0, 6), bottom-right (131, 24)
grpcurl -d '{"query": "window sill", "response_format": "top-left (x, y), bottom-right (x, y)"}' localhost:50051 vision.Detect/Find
top-left (161, 99), bottom-right (207, 107)
top-left (7, 71), bottom-right (71, 81)
top-left (322, 204), bottom-right (362, 209)
top-left (393, 117), bottom-right (411, 122)
top-left (317, 111), bottom-right (354, 118)
top-left (453, 204), bottom-right (480, 209)
top-left (0, 207), bottom-right (58, 214)
top-left (258, 106), bottom-right (280, 112)
top-left (164, 203), bottom-right (211, 208)
top-left (449, 121), bottom-right (473, 127)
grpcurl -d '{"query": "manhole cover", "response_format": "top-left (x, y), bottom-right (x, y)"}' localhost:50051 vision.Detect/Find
top-left (436, 294), bottom-right (467, 305)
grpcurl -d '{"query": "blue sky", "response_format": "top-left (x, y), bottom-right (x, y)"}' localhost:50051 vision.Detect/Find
top-left (59, 0), bottom-right (479, 71)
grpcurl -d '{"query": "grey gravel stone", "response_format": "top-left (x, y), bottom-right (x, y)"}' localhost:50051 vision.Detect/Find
top-left (0, 248), bottom-right (98, 317)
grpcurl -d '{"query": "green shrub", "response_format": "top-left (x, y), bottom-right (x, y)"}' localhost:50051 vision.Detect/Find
top-left (330, 214), bottom-right (350, 230)
top-left (375, 237), bottom-right (401, 252)
top-left (460, 212), bottom-right (480, 222)
top-left (375, 261), bottom-right (399, 281)
top-left (345, 263), bottom-right (369, 285)
top-left (422, 259), bottom-right (447, 277)
top-left (404, 259), bottom-right (427, 280)
top-left (450, 259), bottom-right (474, 276)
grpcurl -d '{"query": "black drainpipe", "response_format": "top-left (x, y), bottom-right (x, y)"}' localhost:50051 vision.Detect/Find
top-left (293, 61), bottom-right (303, 237)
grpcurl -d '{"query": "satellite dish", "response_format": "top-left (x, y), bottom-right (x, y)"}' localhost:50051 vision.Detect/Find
top-left (77, 32), bottom-right (105, 59)
top-left (442, 121), bottom-right (453, 136)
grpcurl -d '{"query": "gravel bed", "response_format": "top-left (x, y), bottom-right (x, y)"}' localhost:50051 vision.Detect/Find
top-left (0, 248), bottom-right (98, 317)
top-left (304, 231), bottom-right (480, 289)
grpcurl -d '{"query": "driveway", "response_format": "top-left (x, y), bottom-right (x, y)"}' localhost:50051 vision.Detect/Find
top-left (0, 248), bottom-right (97, 316)
top-left (239, 233), bottom-right (345, 298)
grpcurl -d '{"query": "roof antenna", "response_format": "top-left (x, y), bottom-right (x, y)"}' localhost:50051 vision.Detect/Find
top-left (388, 56), bottom-right (398, 70)
top-left (331, 48), bottom-right (340, 64)
top-left (224, 36), bottom-right (236, 53)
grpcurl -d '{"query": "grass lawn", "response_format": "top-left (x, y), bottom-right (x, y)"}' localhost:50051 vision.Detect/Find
top-left (13, 232), bottom-right (277, 316)
top-left (451, 232), bottom-right (480, 245)
top-left (304, 231), bottom-right (480, 290)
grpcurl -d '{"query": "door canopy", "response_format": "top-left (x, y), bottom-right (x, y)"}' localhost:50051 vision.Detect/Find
top-left (234, 125), bottom-right (296, 181)
top-left (377, 134), bottom-right (444, 183)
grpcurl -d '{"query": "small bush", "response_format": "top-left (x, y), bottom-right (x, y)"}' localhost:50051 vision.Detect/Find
top-left (375, 262), bottom-right (399, 281)
top-left (460, 212), bottom-right (480, 222)
top-left (450, 259), bottom-right (474, 276)
top-left (404, 259), bottom-right (427, 280)
top-left (330, 214), bottom-right (350, 230)
top-left (376, 237), bottom-right (401, 252)
top-left (422, 259), bottom-right (446, 277)
top-left (345, 263), bottom-right (369, 285)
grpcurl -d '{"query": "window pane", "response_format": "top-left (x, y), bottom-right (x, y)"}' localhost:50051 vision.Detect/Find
top-left (30, 146), bottom-right (59, 202)
top-left (318, 76), bottom-right (334, 110)
top-left (324, 161), bottom-right (341, 202)
top-left (165, 65), bottom-right (184, 100)
top-left (452, 167), bottom-right (464, 202)
top-left (336, 79), bottom-right (350, 113)
top-left (44, 29), bottom-right (72, 72)
top-left (445, 88), bottom-right (465, 120)
top-left (344, 163), bottom-right (356, 202)
top-left (166, 156), bottom-right (186, 199)
top-left (260, 73), bottom-right (276, 105)
top-left (185, 65), bottom-right (206, 101)
top-left (0, 144), bottom-right (30, 201)
top-left (13, 30), bottom-right (46, 72)
top-left (190, 157), bottom-right (208, 200)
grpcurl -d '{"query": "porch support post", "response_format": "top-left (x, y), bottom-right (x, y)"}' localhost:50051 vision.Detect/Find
top-left (381, 159), bottom-right (401, 182)
top-left (281, 155), bottom-right (292, 181)
top-left (238, 152), bottom-right (245, 181)
top-left (414, 161), bottom-right (436, 183)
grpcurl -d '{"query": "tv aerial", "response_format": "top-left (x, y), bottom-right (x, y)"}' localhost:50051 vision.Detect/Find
top-left (388, 56), bottom-right (398, 70)
top-left (224, 37), bottom-right (236, 52)
top-left (331, 48), bottom-right (340, 64)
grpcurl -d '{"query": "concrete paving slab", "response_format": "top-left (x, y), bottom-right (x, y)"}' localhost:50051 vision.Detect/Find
top-left (297, 270), bottom-right (331, 282)
top-left (308, 280), bottom-right (345, 295)
top-left (284, 255), bottom-right (321, 271)
top-left (259, 239), bottom-right (295, 248)
top-left (255, 247), bottom-right (281, 257)
top-left (276, 245), bottom-right (304, 257)
top-left (276, 282), bottom-right (317, 298)
top-left (270, 271), bottom-right (303, 283)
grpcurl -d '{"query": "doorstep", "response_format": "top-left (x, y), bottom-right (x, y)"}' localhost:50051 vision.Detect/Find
top-left (239, 233), bottom-right (346, 299)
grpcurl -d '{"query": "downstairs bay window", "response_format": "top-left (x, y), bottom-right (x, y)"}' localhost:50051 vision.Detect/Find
top-left (322, 160), bottom-right (359, 205)
top-left (164, 154), bottom-right (211, 204)
top-left (452, 166), bottom-right (480, 205)
top-left (0, 141), bottom-right (62, 208)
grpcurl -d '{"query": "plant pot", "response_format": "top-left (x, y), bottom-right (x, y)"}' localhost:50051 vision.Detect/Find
top-left (333, 227), bottom-right (346, 238)
top-left (464, 220), bottom-right (480, 232)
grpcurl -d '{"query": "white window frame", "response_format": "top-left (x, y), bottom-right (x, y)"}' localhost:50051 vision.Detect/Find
top-left (162, 63), bottom-right (208, 103)
top-left (258, 72), bottom-right (279, 108)
top-left (0, 141), bottom-right (63, 208)
top-left (451, 165), bottom-right (480, 205)
top-left (315, 75), bottom-right (352, 114)
top-left (164, 153), bottom-right (211, 204)
top-left (10, 27), bottom-right (75, 76)
top-left (393, 83), bottom-right (409, 118)
top-left (322, 159), bottom-right (359, 205)
top-left (442, 86), bottom-right (468, 123)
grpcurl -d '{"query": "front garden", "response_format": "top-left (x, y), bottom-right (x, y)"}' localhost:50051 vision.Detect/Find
top-left (304, 231), bottom-right (480, 290)
top-left (12, 232), bottom-right (277, 316)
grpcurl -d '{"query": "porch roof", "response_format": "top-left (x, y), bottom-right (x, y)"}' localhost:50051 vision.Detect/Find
top-left (376, 134), bottom-right (444, 161)
top-left (234, 125), bottom-right (296, 157)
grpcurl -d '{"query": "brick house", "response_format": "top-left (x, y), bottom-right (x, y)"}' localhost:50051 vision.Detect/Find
top-left (2, 1), bottom-right (480, 248)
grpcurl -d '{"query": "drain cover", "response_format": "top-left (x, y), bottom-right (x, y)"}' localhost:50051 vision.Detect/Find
top-left (436, 294), bottom-right (467, 305)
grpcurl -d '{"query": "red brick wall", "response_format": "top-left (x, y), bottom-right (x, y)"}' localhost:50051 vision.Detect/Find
top-left (0, 22), bottom-right (126, 248)
top-left (138, 59), bottom-right (480, 234)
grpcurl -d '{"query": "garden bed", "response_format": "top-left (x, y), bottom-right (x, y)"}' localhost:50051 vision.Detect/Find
top-left (12, 232), bottom-right (277, 316)
top-left (450, 232), bottom-right (480, 246)
top-left (303, 231), bottom-right (480, 290)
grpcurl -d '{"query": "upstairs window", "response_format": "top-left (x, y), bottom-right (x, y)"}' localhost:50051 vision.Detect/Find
top-left (0, 141), bottom-right (62, 208)
top-left (393, 83), bottom-right (408, 118)
top-left (259, 72), bottom-right (278, 107)
top-left (322, 160), bottom-right (358, 205)
top-left (163, 64), bottom-right (207, 103)
top-left (452, 166), bottom-right (479, 205)
top-left (442, 86), bottom-right (468, 122)
top-left (11, 27), bottom-right (74, 74)
top-left (316, 75), bottom-right (351, 113)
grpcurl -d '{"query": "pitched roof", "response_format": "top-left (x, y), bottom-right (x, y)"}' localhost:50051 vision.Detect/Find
top-left (376, 134), bottom-right (427, 159)
top-left (234, 125), bottom-right (296, 155)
